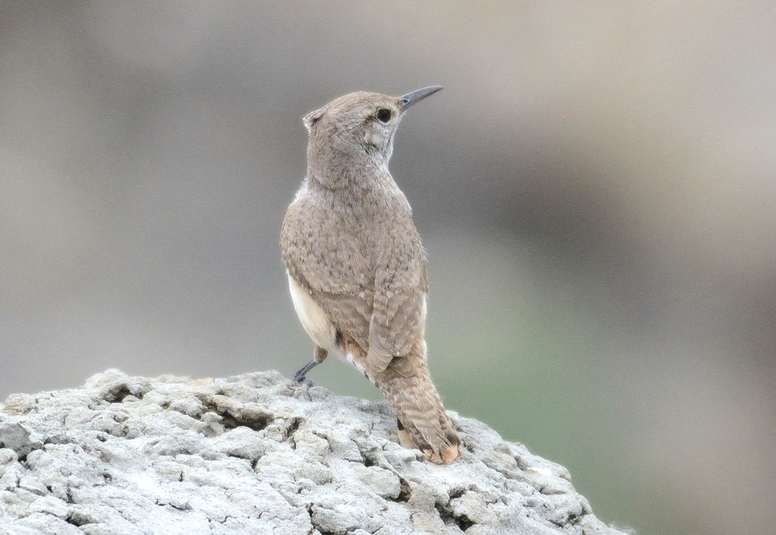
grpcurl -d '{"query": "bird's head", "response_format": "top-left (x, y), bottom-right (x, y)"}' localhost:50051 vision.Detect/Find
top-left (303, 86), bottom-right (443, 186)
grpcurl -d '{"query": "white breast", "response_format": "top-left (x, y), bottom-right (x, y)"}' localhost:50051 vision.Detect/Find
top-left (287, 273), bottom-right (337, 352)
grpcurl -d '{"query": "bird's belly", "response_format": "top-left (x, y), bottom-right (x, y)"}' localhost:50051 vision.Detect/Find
top-left (287, 273), bottom-right (338, 352)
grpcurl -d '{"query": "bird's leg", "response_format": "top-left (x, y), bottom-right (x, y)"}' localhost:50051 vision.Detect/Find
top-left (293, 346), bottom-right (328, 383)
top-left (293, 361), bottom-right (317, 383)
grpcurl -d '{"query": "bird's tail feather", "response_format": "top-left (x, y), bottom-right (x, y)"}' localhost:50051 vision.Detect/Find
top-left (373, 351), bottom-right (460, 464)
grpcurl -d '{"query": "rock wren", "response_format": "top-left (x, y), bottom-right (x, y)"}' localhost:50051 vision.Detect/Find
top-left (280, 86), bottom-right (460, 464)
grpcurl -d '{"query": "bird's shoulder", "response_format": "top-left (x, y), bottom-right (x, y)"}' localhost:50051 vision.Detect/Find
top-left (280, 181), bottom-right (327, 256)
top-left (281, 179), bottom-right (369, 295)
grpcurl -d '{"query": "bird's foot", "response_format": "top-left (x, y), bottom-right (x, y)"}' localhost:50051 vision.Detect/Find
top-left (293, 360), bottom-right (319, 383)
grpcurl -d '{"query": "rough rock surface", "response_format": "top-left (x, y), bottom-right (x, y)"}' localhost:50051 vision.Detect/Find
top-left (0, 370), bottom-right (628, 534)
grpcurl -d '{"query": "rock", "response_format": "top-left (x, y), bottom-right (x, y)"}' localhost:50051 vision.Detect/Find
top-left (0, 423), bottom-right (40, 460)
top-left (0, 370), bottom-right (629, 534)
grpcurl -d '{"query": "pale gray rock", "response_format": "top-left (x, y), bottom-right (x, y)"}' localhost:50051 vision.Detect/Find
top-left (0, 369), bottom-right (629, 534)
top-left (0, 424), bottom-right (39, 460)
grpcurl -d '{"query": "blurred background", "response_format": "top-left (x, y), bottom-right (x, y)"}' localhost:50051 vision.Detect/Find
top-left (2, 1), bottom-right (775, 533)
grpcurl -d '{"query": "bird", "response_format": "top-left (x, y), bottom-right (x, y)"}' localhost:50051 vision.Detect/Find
top-left (280, 86), bottom-right (460, 464)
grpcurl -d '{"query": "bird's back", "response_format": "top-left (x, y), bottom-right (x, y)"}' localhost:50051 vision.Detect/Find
top-left (281, 178), bottom-right (373, 295)
top-left (281, 174), bottom-right (423, 288)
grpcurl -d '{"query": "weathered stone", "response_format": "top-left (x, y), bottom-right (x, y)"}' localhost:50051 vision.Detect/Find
top-left (0, 370), bottom-right (628, 534)
top-left (0, 424), bottom-right (39, 460)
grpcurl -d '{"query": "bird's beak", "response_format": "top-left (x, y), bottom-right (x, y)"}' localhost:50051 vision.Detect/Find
top-left (398, 85), bottom-right (443, 111)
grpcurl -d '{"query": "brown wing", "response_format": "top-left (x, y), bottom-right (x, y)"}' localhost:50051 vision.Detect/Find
top-left (366, 232), bottom-right (429, 373)
top-left (280, 195), bottom-right (372, 353)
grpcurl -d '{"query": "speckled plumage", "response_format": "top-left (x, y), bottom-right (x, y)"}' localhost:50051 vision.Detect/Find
top-left (280, 89), bottom-right (460, 463)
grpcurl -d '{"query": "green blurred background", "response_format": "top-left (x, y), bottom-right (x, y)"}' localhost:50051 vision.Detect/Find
top-left (2, 2), bottom-right (775, 534)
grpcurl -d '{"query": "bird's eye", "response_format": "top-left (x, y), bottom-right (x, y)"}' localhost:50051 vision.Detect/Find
top-left (376, 108), bottom-right (392, 123)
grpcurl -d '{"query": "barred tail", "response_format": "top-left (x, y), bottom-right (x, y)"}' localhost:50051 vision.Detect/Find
top-left (373, 349), bottom-right (460, 464)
